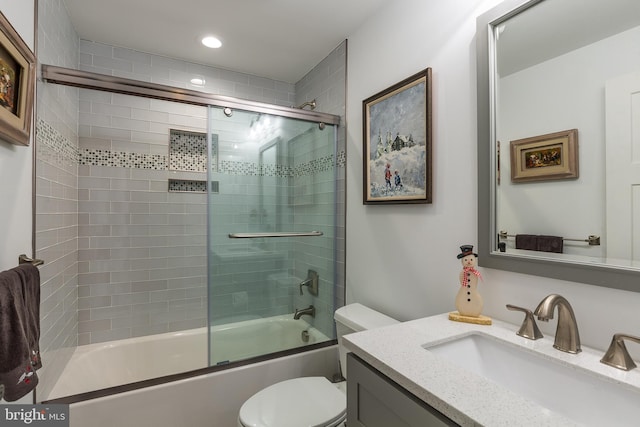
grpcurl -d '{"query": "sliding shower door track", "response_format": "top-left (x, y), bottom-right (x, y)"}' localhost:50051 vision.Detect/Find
top-left (41, 340), bottom-right (336, 405)
top-left (41, 65), bottom-right (340, 125)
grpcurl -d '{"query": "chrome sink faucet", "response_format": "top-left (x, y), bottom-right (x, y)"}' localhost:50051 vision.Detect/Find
top-left (293, 305), bottom-right (315, 320)
top-left (534, 294), bottom-right (581, 354)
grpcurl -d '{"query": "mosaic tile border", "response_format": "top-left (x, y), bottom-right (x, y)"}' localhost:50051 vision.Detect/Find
top-left (336, 150), bottom-right (346, 168)
top-left (294, 154), bottom-right (335, 177)
top-left (221, 153), bottom-right (341, 177)
top-left (77, 149), bottom-right (344, 176)
top-left (219, 160), bottom-right (295, 177)
top-left (36, 118), bottom-right (79, 163)
top-left (38, 119), bottom-right (345, 177)
top-left (79, 149), bottom-right (168, 170)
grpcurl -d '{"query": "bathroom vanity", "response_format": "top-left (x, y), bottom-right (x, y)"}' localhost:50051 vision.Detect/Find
top-left (346, 353), bottom-right (456, 426)
top-left (343, 314), bottom-right (640, 426)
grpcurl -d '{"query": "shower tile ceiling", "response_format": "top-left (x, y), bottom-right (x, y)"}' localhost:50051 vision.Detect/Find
top-left (62, 0), bottom-right (388, 83)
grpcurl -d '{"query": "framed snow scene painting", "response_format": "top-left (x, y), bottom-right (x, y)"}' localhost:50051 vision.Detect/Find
top-left (363, 68), bottom-right (432, 204)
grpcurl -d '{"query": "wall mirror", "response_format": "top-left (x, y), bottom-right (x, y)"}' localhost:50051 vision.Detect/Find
top-left (477, 0), bottom-right (640, 292)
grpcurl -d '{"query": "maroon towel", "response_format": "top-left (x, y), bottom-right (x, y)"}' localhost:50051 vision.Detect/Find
top-left (0, 264), bottom-right (41, 401)
top-left (515, 234), bottom-right (538, 250)
top-left (537, 235), bottom-right (563, 253)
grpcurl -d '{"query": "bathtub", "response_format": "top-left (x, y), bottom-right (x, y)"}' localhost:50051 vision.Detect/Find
top-left (69, 345), bottom-right (339, 427)
top-left (47, 314), bottom-right (330, 400)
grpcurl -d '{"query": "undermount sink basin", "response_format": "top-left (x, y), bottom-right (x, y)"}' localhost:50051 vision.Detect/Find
top-left (424, 333), bottom-right (640, 426)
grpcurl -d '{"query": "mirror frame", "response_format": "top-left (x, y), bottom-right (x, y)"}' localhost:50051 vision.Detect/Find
top-left (476, 0), bottom-right (640, 293)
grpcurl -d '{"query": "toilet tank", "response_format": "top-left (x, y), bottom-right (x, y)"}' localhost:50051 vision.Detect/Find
top-left (334, 303), bottom-right (398, 378)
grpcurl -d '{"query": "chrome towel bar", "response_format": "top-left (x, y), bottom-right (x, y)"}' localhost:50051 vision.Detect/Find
top-left (498, 231), bottom-right (600, 246)
top-left (229, 231), bottom-right (323, 239)
top-left (18, 254), bottom-right (44, 266)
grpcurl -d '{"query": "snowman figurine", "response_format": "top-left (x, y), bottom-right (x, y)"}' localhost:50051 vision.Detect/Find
top-left (454, 245), bottom-right (483, 317)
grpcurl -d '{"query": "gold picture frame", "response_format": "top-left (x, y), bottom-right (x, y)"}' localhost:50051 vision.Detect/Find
top-left (363, 68), bottom-right (432, 204)
top-left (0, 11), bottom-right (35, 146)
top-left (510, 129), bottom-right (578, 183)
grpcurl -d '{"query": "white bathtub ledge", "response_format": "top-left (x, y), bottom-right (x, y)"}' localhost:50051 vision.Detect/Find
top-left (47, 314), bottom-right (328, 400)
top-left (342, 313), bottom-right (640, 427)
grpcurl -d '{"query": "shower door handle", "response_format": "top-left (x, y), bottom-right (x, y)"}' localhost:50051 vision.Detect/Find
top-left (228, 231), bottom-right (323, 238)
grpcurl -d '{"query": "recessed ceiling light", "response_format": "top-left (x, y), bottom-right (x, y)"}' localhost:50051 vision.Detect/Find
top-left (190, 77), bottom-right (206, 86)
top-left (202, 36), bottom-right (222, 49)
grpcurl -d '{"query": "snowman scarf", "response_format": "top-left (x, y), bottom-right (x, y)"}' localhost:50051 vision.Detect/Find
top-left (462, 267), bottom-right (482, 287)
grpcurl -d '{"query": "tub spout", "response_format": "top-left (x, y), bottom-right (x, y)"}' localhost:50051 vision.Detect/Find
top-left (294, 305), bottom-right (315, 320)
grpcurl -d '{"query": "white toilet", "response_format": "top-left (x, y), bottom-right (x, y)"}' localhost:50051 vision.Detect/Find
top-left (237, 303), bottom-right (399, 427)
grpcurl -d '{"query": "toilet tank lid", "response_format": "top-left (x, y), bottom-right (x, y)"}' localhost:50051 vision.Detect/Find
top-left (334, 303), bottom-right (398, 331)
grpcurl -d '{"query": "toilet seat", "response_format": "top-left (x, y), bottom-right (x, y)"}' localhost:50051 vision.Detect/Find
top-left (238, 377), bottom-right (346, 427)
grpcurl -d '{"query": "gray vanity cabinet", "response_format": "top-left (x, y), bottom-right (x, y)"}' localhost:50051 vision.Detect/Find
top-left (346, 353), bottom-right (458, 427)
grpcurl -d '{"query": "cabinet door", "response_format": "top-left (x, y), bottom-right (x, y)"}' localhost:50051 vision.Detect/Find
top-left (347, 353), bottom-right (458, 427)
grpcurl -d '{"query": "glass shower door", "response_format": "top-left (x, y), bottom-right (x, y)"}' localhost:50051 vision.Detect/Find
top-left (206, 105), bottom-right (337, 365)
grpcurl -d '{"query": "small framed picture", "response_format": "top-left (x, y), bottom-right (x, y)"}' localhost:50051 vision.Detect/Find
top-left (363, 68), bottom-right (432, 204)
top-left (510, 129), bottom-right (578, 183)
top-left (0, 11), bottom-right (35, 146)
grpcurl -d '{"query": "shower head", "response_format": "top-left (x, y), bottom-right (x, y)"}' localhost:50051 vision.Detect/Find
top-left (295, 99), bottom-right (316, 110)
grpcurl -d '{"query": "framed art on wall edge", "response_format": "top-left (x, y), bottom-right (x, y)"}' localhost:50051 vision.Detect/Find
top-left (0, 11), bottom-right (35, 146)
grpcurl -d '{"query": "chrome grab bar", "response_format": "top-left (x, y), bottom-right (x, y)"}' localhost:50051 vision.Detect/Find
top-left (228, 231), bottom-right (323, 239)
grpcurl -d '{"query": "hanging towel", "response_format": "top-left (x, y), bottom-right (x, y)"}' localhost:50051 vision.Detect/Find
top-left (537, 235), bottom-right (564, 253)
top-left (0, 264), bottom-right (41, 401)
top-left (515, 234), bottom-right (538, 250)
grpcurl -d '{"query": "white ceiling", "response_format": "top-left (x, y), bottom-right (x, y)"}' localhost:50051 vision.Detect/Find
top-left (62, 0), bottom-right (388, 84)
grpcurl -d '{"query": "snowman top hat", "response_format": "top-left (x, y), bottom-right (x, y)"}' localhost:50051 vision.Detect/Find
top-left (457, 245), bottom-right (478, 259)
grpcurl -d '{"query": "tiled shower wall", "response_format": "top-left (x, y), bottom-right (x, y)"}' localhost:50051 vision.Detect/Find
top-left (73, 40), bottom-right (347, 343)
top-left (36, 0), bottom-right (80, 400)
top-left (77, 98), bottom-right (338, 342)
top-left (37, 0), bottom-right (347, 381)
top-left (76, 90), bottom-right (209, 344)
top-left (72, 40), bottom-right (291, 344)
top-left (294, 41), bottom-right (347, 335)
top-left (290, 127), bottom-right (339, 336)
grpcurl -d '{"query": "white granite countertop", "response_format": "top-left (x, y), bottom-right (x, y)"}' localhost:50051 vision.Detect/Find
top-left (343, 313), bottom-right (640, 426)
